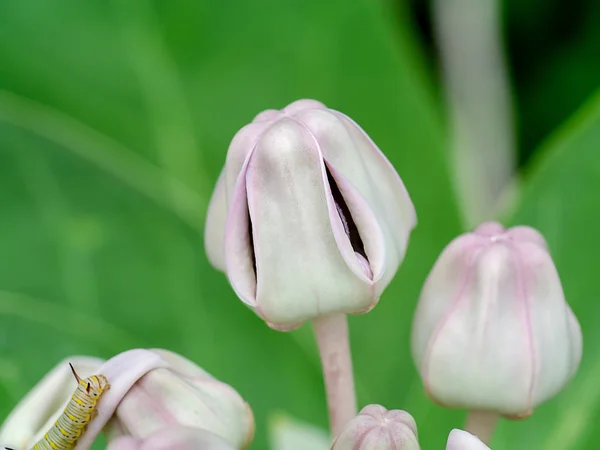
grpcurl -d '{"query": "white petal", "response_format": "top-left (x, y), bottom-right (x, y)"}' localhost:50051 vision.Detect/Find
top-left (518, 242), bottom-right (582, 407)
top-left (224, 122), bottom-right (271, 204)
top-left (419, 242), bottom-right (532, 414)
top-left (411, 232), bottom-right (484, 371)
top-left (293, 108), bottom-right (416, 290)
top-left (244, 118), bottom-right (373, 328)
top-left (283, 99), bottom-right (326, 115)
top-left (107, 426), bottom-right (235, 450)
top-left (446, 430), bottom-right (490, 450)
top-left (224, 149), bottom-right (258, 307)
top-left (205, 169), bottom-right (227, 271)
top-left (74, 350), bottom-right (169, 450)
top-left (326, 163), bottom-right (385, 286)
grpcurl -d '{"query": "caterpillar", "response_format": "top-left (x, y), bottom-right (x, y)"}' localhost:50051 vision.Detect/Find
top-left (31, 363), bottom-right (109, 450)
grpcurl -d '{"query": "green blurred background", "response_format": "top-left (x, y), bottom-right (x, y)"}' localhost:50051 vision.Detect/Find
top-left (0, 0), bottom-right (598, 449)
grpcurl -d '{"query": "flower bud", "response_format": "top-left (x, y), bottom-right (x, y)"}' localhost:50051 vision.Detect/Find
top-left (331, 405), bottom-right (419, 450)
top-left (411, 222), bottom-right (582, 417)
top-left (0, 349), bottom-right (254, 450)
top-left (106, 349), bottom-right (254, 449)
top-left (446, 430), bottom-right (490, 450)
top-left (205, 99), bottom-right (416, 330)
top-left (107, 426), bottom-right (235, 450)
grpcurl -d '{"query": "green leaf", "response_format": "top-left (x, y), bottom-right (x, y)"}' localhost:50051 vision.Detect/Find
top-left (497, 91), bottom-right (600, 449)
top-left (0, 0), bottom-right (462, 448)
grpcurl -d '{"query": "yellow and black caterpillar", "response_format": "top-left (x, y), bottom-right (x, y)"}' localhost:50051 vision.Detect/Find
top-left (31, 363), bottom-right (109, 450)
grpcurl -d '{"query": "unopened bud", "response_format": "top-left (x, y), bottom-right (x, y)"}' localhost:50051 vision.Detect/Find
top-left (412, 222), bottom-right (582, 417)
top-left (331, 405), bottom-right (419, 450)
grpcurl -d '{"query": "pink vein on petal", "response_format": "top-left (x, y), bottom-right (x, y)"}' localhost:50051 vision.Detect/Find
top-left (420, 243), bottom-right (486, 393)
top-left (512, 244), bottom-right (537, 410)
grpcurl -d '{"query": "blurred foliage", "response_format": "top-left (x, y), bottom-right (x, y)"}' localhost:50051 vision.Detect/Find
top-left (0, 0), bottom-right (598, 449)
top-left (500, 92), bottom-right (600, 450)
top-left (409, 0), bottom-right (600, 165)
top-left (0, 0), bottom-right (460, 449)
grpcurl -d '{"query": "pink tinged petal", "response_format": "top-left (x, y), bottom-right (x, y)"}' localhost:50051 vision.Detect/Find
top-left (223, 122), bottom-right (271, 203)
top-left (293, 108), bottom-right (416, 291)
top-left (419, 242), bottom-right (533, 415)
top-left (411, 232), bottom-right (486, 371)
top-left (516, 242), bottom-right (582, 407)
top-left (446, 430), bottom-right (490, 450)
top-left (253, 109), bottom-right (281, 123)
top-left (332, 406), bottom-right (419, 450)
top-left (224, 151), bottom-right (258, 307)
top-left (326, 163), bottom-right (385, 285)
top-left (107, 436), bottom-right (141, 450)
top-left (74, 350), bottom-right (170, 450)
top-left (505, 225), bottom-right (548, 248)
top-left (107, 427), bottom-right (235, 450)
top-left (205, 169), bottom-right (227, 271)
top-left (473, 222), bottom-right (505, 237)
top-left (244, 118), bottom-right (374, 328)
top-left (149, 349), bottom-right (214, 380)
top-left (283, 99), bottom-right (326, 115)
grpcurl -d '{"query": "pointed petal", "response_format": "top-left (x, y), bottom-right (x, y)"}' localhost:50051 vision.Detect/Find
top-left (293, 108), bottom-right (416, 290)
top-left (517, 241), bottom-right (582, 407)
top-left (224, 151), bottom-right (258, 307)
top-left (74, 350), bottom-right (170, 450)
top-left (245, 118), bottom-right (373, 328)
top-left (224, 121), bottom-right (271, 204)
top-left (446, 430), bottom-right (490, 450)
top-left (283, 99), bottom-right (326, 115)
top-left (420, 242), bottom-right (533, 415)
top-left (326, 163), bottom-right (385, 285)
top-left (204, 170), bottom-right (227, 271)
top-left (253, 109), bottom-right (280, 122)
top-left (411, 232), bottom-right (485, 371)
top-left (506, 225), bottom-right (548, 248)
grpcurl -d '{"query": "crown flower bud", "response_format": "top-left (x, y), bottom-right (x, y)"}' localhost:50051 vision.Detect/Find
top-left (103, 349), bottom-right (254, 450)
top-left (205, 99), bottom-right (416, 330)
top-left (446, 430), bottom-right (490, 450)
top-left (0, 350), bottom-right (253, 450)
top-left (331, 405), bottom-right (419, 450)
top-left (411, 222), bottom-right (582, 418)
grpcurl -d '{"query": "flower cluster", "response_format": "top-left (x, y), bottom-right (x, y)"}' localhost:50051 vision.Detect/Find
top-left (0, 100), bottom-right (582, 449)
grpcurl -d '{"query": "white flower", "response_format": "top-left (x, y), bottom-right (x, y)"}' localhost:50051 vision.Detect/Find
top-left (0, 349), bottom-right (254, 450)
top-left (412, 222), bottom-right (582, 417)
top-left (205, 99), bottom-right (416, 330)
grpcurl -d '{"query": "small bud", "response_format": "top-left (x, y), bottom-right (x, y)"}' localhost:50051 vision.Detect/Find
top-left (107, 426), bottom-right (235, 450)
top-left (205, 99), bottom-right (416, 330)
top-left (331, 405), bottom-right (419, 450)
top-left (446, 430), bottom-right (490, 450)
top-left (412, 222), bottom-right (582, 417)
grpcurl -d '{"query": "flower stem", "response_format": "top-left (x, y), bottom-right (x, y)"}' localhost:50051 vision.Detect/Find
top-left (433, 0), bottom-right (516, 227)
top-left (465, 410), bottom-right (499, 445)
top-left (312, 313), bottom-right (357, 437)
